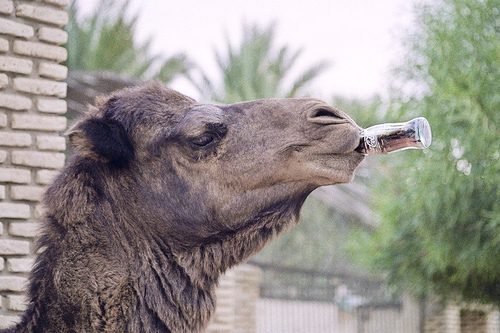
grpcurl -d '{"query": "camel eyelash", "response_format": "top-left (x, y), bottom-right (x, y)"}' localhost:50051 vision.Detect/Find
top-left (189, 123), bottom-right (228, 149)
top-left (190, 133), bottom-right (217, 148)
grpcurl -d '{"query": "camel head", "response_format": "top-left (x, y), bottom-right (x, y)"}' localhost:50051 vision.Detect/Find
top-left (67, 82), bottom-right (364, 247)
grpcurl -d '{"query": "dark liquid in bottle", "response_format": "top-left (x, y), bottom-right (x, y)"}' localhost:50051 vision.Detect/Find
top-left (356, 117), bottom-right (432, 155)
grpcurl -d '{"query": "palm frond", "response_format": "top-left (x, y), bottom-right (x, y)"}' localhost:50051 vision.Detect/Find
top-left (65, 0), bottom-right (192, 84)
top-left (285, 61), bottom-right (331, 98)
top-left (190, 22), bottom-right (329, 102)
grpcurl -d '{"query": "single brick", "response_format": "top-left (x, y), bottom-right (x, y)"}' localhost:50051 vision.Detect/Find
top-left (0, 203), bottom-right (30, 219)
top-left (0, 168), bottom-right (31, 183)
top-left (36, 169), bottom-right (58, 185)
top-left (0, 150), bottom-right (6, 163)
top-left (7, 258), bottom-right (35, 273)
top-left (0, 132), bottom-right (32, 147)
top-left (0, 92), bottom-right (32, 111)
top-left (0, 73), bottom-right (8, 88)
top-left (0, 315), bottom-right (20, 329)
top-left (10, 185), bottom-right (44, 201)
top-left (12, 150), bottom-right (65, 169)
top-left (9, 222), bottom-right (40, 238)
top-left (38, 26), bottom-right (68, 45)
top-left (0, 55), bottom-right (33, 75)
top-left (0, 17), bottom-right (34, 39)
top-left (0, 0), bottom-right (14, 15)
top-left (42, 0), bottom-right (69, 8)
top-left (38, 62), bottom-right (67, 80)
top-left (0, 257), bottom-right (4, 270)
top-left (11, 114), bottom-right (67, 132)
top-left (0, 112), bottom-right (6, 127)
top-left (0, 239), bottom-right (30, 255)
top-left (36, 135), bottom-right (65, 151)
top-left (0, 37), bottom-right (8, 52)
top-left (0, 185), bottom-right (5, 199)
top-left (13, 77), bottom-right (67, 98)
top-left (37, 97), bottom-right (67, 114)
top-left (0, 276), bottom-right (28, 292)
top-left (13, 41), bottom-right (67, 63)
top-left (7, 295), bottom-right (28, 311)
top-left (16, 4), bottom-right (68, 27)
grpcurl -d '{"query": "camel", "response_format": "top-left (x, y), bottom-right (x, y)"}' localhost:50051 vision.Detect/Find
top-left (1, 82), bottom-right (364, 332)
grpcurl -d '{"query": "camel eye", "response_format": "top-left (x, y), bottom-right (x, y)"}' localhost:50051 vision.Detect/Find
top-left (190, 133), bottom-right (216, 148)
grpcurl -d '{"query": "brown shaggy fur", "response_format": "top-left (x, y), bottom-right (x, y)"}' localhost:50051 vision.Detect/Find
top-left (1, 82), bottom-right (364, 333)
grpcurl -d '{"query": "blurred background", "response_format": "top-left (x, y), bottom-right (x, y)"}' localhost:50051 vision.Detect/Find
top-left (67, 0), bottom-right (415, 100)
top-left (63, 0), bottom-right (500, 331)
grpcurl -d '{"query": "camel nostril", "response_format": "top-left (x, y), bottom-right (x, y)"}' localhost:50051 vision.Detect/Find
top-left (307, 107), bottom-right (347, 125)
top-left (313, 108), bottom-right (338, 118)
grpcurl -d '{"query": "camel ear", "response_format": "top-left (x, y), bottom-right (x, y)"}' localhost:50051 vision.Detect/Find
top-left (67, 117), bottom-right (134, 167)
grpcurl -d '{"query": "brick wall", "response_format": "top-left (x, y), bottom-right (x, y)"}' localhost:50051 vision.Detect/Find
top-left (425, 302), bottom-right (499, 333)
top-left (0, 0), bottom-right (68, 328)
top-left (208, 264), bottom-right (262, 333)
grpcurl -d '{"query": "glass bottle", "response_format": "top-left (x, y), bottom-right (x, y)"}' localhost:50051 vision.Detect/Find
top-left (356, 117), bottom-right (432, 155)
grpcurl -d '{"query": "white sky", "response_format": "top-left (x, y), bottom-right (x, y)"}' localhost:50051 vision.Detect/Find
top-left (79, 0), bottom-right (421, 101)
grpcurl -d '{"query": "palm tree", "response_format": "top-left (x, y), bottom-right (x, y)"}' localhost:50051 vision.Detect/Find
top-left (191, 23), bottom-right (330, 103)
top-left (65, 0), bottom-right (192, 83)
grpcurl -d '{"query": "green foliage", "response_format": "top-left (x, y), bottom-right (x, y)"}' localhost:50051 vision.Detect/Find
top-left (255, 196), bottom-right (360, 271)
top-left (190, 23), bottom-right (330, 103)
top-left (359, 0), bottom-right (500, 303)
top-left (65, 0), bottom-right (192, 82)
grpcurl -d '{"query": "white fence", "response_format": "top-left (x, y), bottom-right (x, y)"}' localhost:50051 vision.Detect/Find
top-left (256, 296), bottom-right (421, 333)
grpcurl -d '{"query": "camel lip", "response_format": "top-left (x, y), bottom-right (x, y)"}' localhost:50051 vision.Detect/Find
top-left (306, 140), bottom-right (363, 157)
top-left (285, 136), bottom-right (362, 156)
top-left (320, 151), bottom-right (366, 164)
top-left (301, 150), bottom-right (365, 177)
top-left (318, 151), bottom-right (365, 180)
top-left (301, 155), bottom-right (364, 186)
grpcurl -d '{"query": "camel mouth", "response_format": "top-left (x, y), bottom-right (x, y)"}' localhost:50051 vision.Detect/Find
top-left (288, 126), bottom-right (362, 157)
top-left (299, 150), bottom-right (365, 186)
top-left (310, 132), bottom-right (363, 156)
top-left (321, 150), bottom-right (365, 166)
top-left (324, 151), bottom-right (365, 183)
